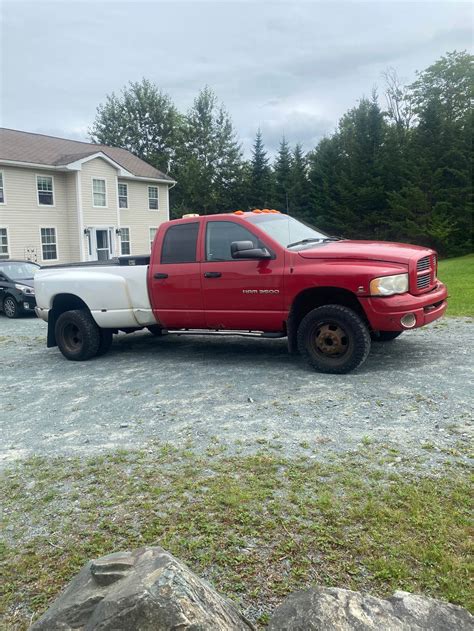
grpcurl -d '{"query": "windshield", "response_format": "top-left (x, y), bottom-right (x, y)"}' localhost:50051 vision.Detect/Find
top-left (0, 262), bottom-right (40, 280)
top-left (244, 214), bottom-right (329, 248)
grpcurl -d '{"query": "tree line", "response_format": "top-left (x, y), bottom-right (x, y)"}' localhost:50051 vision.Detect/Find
top-left (90, 51), bottom-right (472, 257)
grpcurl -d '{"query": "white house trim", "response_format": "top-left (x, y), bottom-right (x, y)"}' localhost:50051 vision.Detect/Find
top-left (0, 159), bottom-right (175, 184)
top-left (0, 170), bottom-right (6, 204)
top-left (65, 152), bottom-right (134, 177)
top-left (0, 226), bottom-right (10, 258)
top-left (92, 177), bottom-right (108, 209)
top-left (119, 226), bottom-right (132, 256)
top-left (75, 171), bottom-right (85, 261)
top-left (39, 226), bottom-right (59, 262)
top-left (36, 173), bottom-right (56, 208)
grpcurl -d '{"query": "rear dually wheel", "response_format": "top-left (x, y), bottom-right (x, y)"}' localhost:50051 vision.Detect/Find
top-left (55, 309), bottom-right (101, 361)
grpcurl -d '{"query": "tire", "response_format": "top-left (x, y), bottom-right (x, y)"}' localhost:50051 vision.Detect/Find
top-left (3, 295), bottom-right (19, 319)
top-left (96, 329), bottom-right (113, 356)
top-left (55, 309), bottom-right (101, 361)
top-left (297, 305), bottom-right (371, 374)
top-left (147, 325), bottom-right (163, 337)
top-left (370, 331), bottom-right (403, 342)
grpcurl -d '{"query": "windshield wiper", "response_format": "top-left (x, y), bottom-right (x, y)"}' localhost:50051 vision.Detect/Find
top-left (287, 238), bottom-right (324, 248)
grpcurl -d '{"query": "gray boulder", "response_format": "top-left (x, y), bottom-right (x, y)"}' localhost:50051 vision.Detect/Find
top-left (268, 587), bottom-right (474, 630)
top-left (30, 547), bottom-right (253, 630)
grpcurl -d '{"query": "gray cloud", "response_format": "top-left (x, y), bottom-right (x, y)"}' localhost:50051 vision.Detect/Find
top-left (1, 1), bottom-right (472, 158)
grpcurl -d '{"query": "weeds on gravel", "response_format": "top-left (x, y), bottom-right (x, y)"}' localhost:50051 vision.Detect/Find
top-left (1, 444), bottom-right (472, 629)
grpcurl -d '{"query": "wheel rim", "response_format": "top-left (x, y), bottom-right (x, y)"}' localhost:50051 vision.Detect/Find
top-left (62, 323), bottom-right (83, 353)
top-left (313, 321), bottom-right (349, 358)
top-left (4, 298), bottom-right (16, 317)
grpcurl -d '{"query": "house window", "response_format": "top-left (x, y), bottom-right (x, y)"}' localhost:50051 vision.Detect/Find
top-left (40, 227), bottom-right (58, 260)
top-left (0, 228), bottom-right (8, 259)
top-left (148, 186), bottom-right (159, 210)
top-left (0, 172), bottom-right (5, 204)
top-left (118, 182), bottom-right (128, 209)
top-left (120, 227), bottom-right (131, 255)
top-left (37, 175), bottom-right (54, 206)
top-left (93, 178), bottom-right (107, 207)
top-left (149, 227), bottom-right (158, 249)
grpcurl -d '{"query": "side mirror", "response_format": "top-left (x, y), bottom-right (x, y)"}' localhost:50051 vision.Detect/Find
top-left (231, 240), bottom-right (271, 260)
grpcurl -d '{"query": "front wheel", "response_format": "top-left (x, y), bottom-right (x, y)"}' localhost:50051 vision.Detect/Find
top-left (3, 296), bottom-right (19, 319)
top-left (55, 309), bottom-right (101, 361)
top-left (370, 331), bottom-right (403, 342)
top-left (297, 305), bottom-right (371, 374)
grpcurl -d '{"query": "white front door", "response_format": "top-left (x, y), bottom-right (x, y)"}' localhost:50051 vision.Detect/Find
top-left (88, 228), bottom-right (114, 261)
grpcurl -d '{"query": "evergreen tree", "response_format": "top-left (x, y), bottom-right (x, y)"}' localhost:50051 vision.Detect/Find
top-left (273, 137), bottom-right (292, 212)
top-left (388, 51), bottom-right (473, 254)
top-left (288, 144), bottom-right (311, 220)
top-left (249, 130), bottom-right (271, 208)
top-left (329, 95), bottom-right (390, 239)
top-left (172, 87), bottom-right (243, 215)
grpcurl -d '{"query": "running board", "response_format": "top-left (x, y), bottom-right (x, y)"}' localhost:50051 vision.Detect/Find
top-left (163, 329), bottom-right (286, 339)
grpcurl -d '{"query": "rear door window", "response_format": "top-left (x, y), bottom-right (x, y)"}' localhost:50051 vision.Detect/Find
top-left (161, 222), bottom-right (199, 264)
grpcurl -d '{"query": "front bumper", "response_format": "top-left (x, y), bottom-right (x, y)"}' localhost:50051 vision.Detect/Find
top-left (360, 281), bottom-right (448, 331)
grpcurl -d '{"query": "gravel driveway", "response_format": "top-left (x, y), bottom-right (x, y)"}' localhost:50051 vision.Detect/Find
top-left (1, 314), bottom-right (472, 468)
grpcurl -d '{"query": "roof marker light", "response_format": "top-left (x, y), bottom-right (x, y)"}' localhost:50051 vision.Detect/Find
top-left (252, 209), bottom-right (263, 213)
top-left (233, 210), bottom-right (245, 215)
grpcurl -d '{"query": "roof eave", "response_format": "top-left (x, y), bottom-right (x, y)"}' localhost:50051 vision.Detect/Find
top-left (0, 156), bottom-right (176, 183)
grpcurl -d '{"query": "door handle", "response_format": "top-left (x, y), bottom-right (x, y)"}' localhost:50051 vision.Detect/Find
top-left (154, 273), bottom-right (168, 279)
top-left (204, 272), bottom-right (222, 278)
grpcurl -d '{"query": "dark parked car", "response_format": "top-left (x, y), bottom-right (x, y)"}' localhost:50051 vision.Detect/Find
top-left (0, 260), bottom-right (40, 318)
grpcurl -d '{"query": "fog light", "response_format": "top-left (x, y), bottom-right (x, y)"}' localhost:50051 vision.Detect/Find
top-left (400, 313), bottom-right (416, 328)
top-left (23, 303), bottom-right (30, 310)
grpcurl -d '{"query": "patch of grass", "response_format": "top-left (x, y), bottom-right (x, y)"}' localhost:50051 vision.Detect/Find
top-left (1, 446), bottom-right (472, 629)
top-left (438, 253), bottom-right (474, 317)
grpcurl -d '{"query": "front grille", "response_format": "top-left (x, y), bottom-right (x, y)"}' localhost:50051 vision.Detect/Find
top-left (417, 273), bottom-right (431, 289)
top-left (417, 256), bottom-right (430, 271)
top-left (413, 254), bottom-right (437, 293)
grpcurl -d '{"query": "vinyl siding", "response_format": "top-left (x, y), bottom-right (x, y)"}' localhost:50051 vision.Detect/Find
top-left (0, 165), bottom-right (77, 264)
top-left (81, 158), bottom-right (120, 256)
top-left (0, 159), bottom-right (170, 264)
top-left (118, 179), bottom-right (169, 253)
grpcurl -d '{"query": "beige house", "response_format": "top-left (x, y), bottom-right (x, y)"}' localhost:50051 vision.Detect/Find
top-left (0, 128), bottom-right (175, 264)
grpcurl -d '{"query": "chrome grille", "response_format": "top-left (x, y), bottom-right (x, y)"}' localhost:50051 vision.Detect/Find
top-left (417, 256), bottom-right (430, 271)
top-left (417, 273), bottom-right (431, 289)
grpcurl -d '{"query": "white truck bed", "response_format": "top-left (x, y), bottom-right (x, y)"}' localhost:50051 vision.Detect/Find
top-left (35, 264), bottom-right (156, 328)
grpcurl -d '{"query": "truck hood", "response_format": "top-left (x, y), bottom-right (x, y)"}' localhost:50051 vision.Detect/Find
top-left (297, 240), bottom-right (433, 265)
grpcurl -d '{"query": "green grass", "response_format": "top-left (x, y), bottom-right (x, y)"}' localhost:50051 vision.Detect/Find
top-left (1, 444), bottom-right (472, 629)
top-left (438, 253), bottom-right (474, 317)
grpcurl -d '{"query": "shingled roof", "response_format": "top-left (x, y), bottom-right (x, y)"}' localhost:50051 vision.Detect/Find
top-left (0, 128), bottom-right (174, 182)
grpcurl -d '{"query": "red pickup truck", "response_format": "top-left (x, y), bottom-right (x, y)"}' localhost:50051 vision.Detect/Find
top-left (35, 211), bottom-right (448, 373)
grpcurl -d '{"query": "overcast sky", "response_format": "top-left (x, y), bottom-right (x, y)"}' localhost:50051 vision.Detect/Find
top-left (1, 1), bottom-right (472, 157)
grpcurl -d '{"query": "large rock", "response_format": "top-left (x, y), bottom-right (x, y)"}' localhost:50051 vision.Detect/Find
top-left (268, 587), bottom-right (474, 630)
top-left (30, 547), bottom-right (253, 630)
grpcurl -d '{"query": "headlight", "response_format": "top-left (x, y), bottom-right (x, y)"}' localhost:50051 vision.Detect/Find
top-left (369, 273), bottom-right (408, 296)
top-left (15, 284), bottom-right (35, 295)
